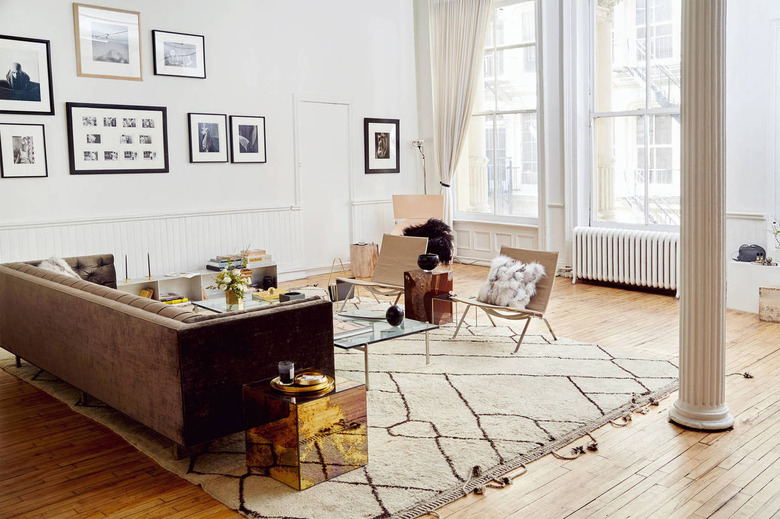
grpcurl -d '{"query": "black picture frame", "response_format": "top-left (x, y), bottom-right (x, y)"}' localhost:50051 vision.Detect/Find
top-left (0, 123), bottom-right (48, 178)
top-left (229, 115), bottom-right (267, 163)
top-left (0, 34), bottom-right (55, 115)
top-left (188, 113), bottom-right (228, 163)
top-left (66, 102), bottom-right (169, 175)
top-left (364, 118), bottom-right (399, 174)
top-left (152, 30), bottom-right (206, 79)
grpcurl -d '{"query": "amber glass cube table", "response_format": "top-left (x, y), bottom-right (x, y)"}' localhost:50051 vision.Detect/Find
top-left (243, 376), bottom-right (367, 490)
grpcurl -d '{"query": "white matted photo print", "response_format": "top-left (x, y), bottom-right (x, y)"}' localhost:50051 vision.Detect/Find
top-left (188, 113), bottom-right (228, 163)
top-left (66, 102), bottom-right (168, 174)
top-left (152, 30), bottom-right (205, 79)
top-left (0, 123), bottom-right (48, 178)
top-left (0, 35), bottom-right (55, 115)
top-left (229, 115), bottom-right (266, 163)
top-left (73, 3), bottom-right (142, 81)
top-left (364, 118), bottom-right (399, 173)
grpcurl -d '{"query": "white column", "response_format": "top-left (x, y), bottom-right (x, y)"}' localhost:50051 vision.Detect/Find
top-left (669, 0), bottom-right (734, 430)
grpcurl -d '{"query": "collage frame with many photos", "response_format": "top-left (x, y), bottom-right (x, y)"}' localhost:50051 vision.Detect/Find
top-left (66, 102), bottom-right (169, 174)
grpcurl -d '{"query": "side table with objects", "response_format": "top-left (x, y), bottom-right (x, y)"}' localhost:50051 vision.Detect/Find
top-left (403, 269), bottom-right (454, 324)
top-left (243, 374), bottom-right (367, 490)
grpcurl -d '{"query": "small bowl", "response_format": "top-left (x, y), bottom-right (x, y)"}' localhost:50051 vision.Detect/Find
top-left (417, 253), bottom-right (440, 272)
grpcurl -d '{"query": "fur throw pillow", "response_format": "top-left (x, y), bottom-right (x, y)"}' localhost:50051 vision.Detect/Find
top-left (476, 256), bottom-right (545, 309)
top-left (402, 218), bottom-right (455, 264)
top-left (37, 257), bottom-right (81, 280)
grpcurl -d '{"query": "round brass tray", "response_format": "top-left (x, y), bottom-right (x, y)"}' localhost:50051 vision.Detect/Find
top-left (295, 371), bottom-right (329, 386)
top-left (270, 375), bottom-right (334, 394)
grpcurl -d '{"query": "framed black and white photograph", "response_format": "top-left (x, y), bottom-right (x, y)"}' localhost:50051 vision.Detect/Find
top-left (0, 123), bottom-right (48, 178)
top-left (152, 30), bottom-right (205, 79)
top-left (66, 102), bottom-right (168, 174)
top-left (364, 118), bottom-right (399, 173)
top-left (229, 115), bottom-right (266, 163)
top-left (0, 35), bottom-right (54, 115)
top-left (188, 113), bottom-right (228, 163)
top-left (73, 3), bottom-right (142, 81)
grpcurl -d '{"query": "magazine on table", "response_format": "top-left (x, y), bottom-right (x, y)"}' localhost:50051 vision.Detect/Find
top-left (333, 319), bottom-right (372, 339)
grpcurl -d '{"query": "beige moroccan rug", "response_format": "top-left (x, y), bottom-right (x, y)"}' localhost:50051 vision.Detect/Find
top-left (0, 321), bottom-right (678, 519)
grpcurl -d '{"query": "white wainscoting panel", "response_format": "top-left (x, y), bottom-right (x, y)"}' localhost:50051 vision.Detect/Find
top-left (351, 200), bottom-right (394, 245)
top-left (0, 207), bottom-right (304, 277)
top-left (453, 220), bottom-right (539, 262)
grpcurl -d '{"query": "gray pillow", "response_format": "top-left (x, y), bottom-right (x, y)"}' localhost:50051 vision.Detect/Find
top-left (37, 257), bottom-right (82, 280)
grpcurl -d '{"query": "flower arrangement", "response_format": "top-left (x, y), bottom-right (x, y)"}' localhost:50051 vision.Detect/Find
top-left (209, 268), bottom-right (249, 298)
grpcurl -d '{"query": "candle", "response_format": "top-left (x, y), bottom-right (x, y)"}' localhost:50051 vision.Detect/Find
top-left (147, 252), bottom-right (151, 278)
top-left (124, 255), bottom-right (128, 281)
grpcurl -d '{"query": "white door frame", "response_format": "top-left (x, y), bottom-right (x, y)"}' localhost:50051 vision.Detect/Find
top-left (292, 93), bottom-right (356, 266)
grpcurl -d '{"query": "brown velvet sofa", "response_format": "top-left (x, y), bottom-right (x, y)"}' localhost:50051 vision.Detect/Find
top-left (0, 254), bottom-right (335, 451)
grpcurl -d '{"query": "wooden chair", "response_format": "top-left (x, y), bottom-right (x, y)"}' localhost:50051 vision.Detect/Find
top-left (338, 234), bottom-right (428, 312)
top-left (389, 194), bottom-right (445, 235)
top-left (451, 247), bottom-right (559, 353)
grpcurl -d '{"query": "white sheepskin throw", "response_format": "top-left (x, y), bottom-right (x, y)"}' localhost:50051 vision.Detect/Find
top-left (476, 255), bottom-right (546, 309)
top-left (37, 257), bottom-right (81, 280)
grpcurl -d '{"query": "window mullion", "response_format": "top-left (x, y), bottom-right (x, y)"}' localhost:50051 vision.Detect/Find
top-left (644, 1), bottom-right (651, 225)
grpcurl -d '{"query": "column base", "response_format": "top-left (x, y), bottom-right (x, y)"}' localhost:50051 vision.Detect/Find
top-left (669, 399), bottom-right (734, 431)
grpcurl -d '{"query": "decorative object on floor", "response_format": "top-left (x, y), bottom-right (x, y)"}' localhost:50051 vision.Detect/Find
top-left (404, 218), bottom-right (455, 264)
top-left (385, 304), bottom-right (405, 326)
top-left (364, 117), bottom-right (399, 173)
top-left (349, 242), bottom-right (379, 278)
top-left (229, 115), bottom-right (266, 163)
top-left (327, 257), bottom-right (356, 302)
top-left (0, 323), bottom-right (678, 519)
top-left (245, 376), bottom-right (367, 490)
top-left (152, 30), bottom-right (205, 79)
top-left (0, 34), bottom-right (54, 115)
top-left (0, 123), bottom-right (48, 178)
top-left (336, 234), bottom-right (429, 312)
top-left (452, 247), bottom-right (559, 353)
top-left (73, 4), bottom-right (142, 81)
top-left (66, 102), bottom-right (169, 174)
top-left (417, 252), bottom-right (440, 271)
top-left (477, 255), bottom-right (545, 309)
top-left (759, 286), bottom-right (780, 323)
top-left (188, 112), bottom-right (228, 163)
top-left (404, 268), bottom-right (453, 324)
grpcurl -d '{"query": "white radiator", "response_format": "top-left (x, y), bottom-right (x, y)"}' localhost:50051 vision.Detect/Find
top-left (572, 226), bottom-right (680, 294)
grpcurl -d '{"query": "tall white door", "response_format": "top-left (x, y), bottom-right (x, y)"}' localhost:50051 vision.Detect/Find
top-left (297, 100), bottom-right (351, 270)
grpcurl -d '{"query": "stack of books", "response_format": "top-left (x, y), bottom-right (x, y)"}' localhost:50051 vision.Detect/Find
top-left (160, 292), bottom-right (189, 305)
top-left (206, 256), bottom-right (245, 271)
top-left (205, 250), bottom-right (273, 271)
top-left (242, 248), bottom-right (273, 268)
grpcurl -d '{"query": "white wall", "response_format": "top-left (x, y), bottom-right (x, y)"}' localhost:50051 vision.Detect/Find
top-left (0, 0), bottom-right (419, 273)
top-left (725, 0), bottom-right (780, 256)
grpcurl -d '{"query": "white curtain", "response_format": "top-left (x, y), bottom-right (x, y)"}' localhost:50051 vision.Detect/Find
top-left (428, 0), bottom-right (492, 226)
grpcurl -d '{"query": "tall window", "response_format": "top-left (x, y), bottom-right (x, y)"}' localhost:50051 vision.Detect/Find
top-left (592, 0), bottom-right (681, 227)
top-left (455, 0), bottom-right (540, 221)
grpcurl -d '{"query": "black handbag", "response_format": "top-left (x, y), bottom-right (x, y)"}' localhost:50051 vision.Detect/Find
top-left (326, 258), bottom-right (355, 302)
top-left (736, 244), bottom-right (766, 262)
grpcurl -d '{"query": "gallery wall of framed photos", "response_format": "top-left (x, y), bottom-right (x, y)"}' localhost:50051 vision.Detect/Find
top-left (0, 0), bottom-right (421, 268)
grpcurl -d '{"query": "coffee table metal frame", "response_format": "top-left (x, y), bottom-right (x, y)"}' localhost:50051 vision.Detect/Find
top-left (333, 317), bottom-right (438, 390)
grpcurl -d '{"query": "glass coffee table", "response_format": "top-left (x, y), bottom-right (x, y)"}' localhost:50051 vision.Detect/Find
top-left (333, 317), bottom-right (438, 390)
top-left (192, 294), bottom-right (272, 313)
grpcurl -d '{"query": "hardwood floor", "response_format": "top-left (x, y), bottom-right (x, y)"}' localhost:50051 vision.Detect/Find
top-left (1, 263), bottom-right (778, 518)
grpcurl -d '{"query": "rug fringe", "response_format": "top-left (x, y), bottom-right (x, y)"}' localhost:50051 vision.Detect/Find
top-left (390, 380), bottom-right (679, 519)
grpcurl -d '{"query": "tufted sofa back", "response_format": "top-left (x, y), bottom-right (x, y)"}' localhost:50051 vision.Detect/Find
top-left (27, 253), bottom-right (118, 288)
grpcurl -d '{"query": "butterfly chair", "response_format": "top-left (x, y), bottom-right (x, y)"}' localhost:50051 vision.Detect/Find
top-left (337, 234), bottom-right (429, 312)
top-left (389, 194), bottom-right (445, 235)
top-left (451, 247), bottom-right (559, 353)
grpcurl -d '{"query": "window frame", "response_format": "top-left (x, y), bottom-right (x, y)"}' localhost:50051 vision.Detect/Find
top-left (588, 0), bottom-right (680, 231)
top-left (453, 0), bottom-right (544, 226)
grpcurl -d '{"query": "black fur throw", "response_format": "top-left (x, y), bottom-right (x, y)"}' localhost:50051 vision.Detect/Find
top-left (403, 218), bottom-right (455, 264)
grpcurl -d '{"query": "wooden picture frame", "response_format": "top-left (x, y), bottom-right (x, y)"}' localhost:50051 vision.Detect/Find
top-left (0, 123), bottom-right (48, 178)
top-left (364, 118), bottom-right (399, 174)
top-left (73, 3), bottom-right (142, 81)
top-left (188, 113), bottom-right (228, 163)
top-left (66, 102), bottom-right (169, 174)
top-left (0, 34), bottom-right (55, 115)
top-left (229, 115), bottom-right (266, 163)
top-left (152, 30), bottom-right (206, 79)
